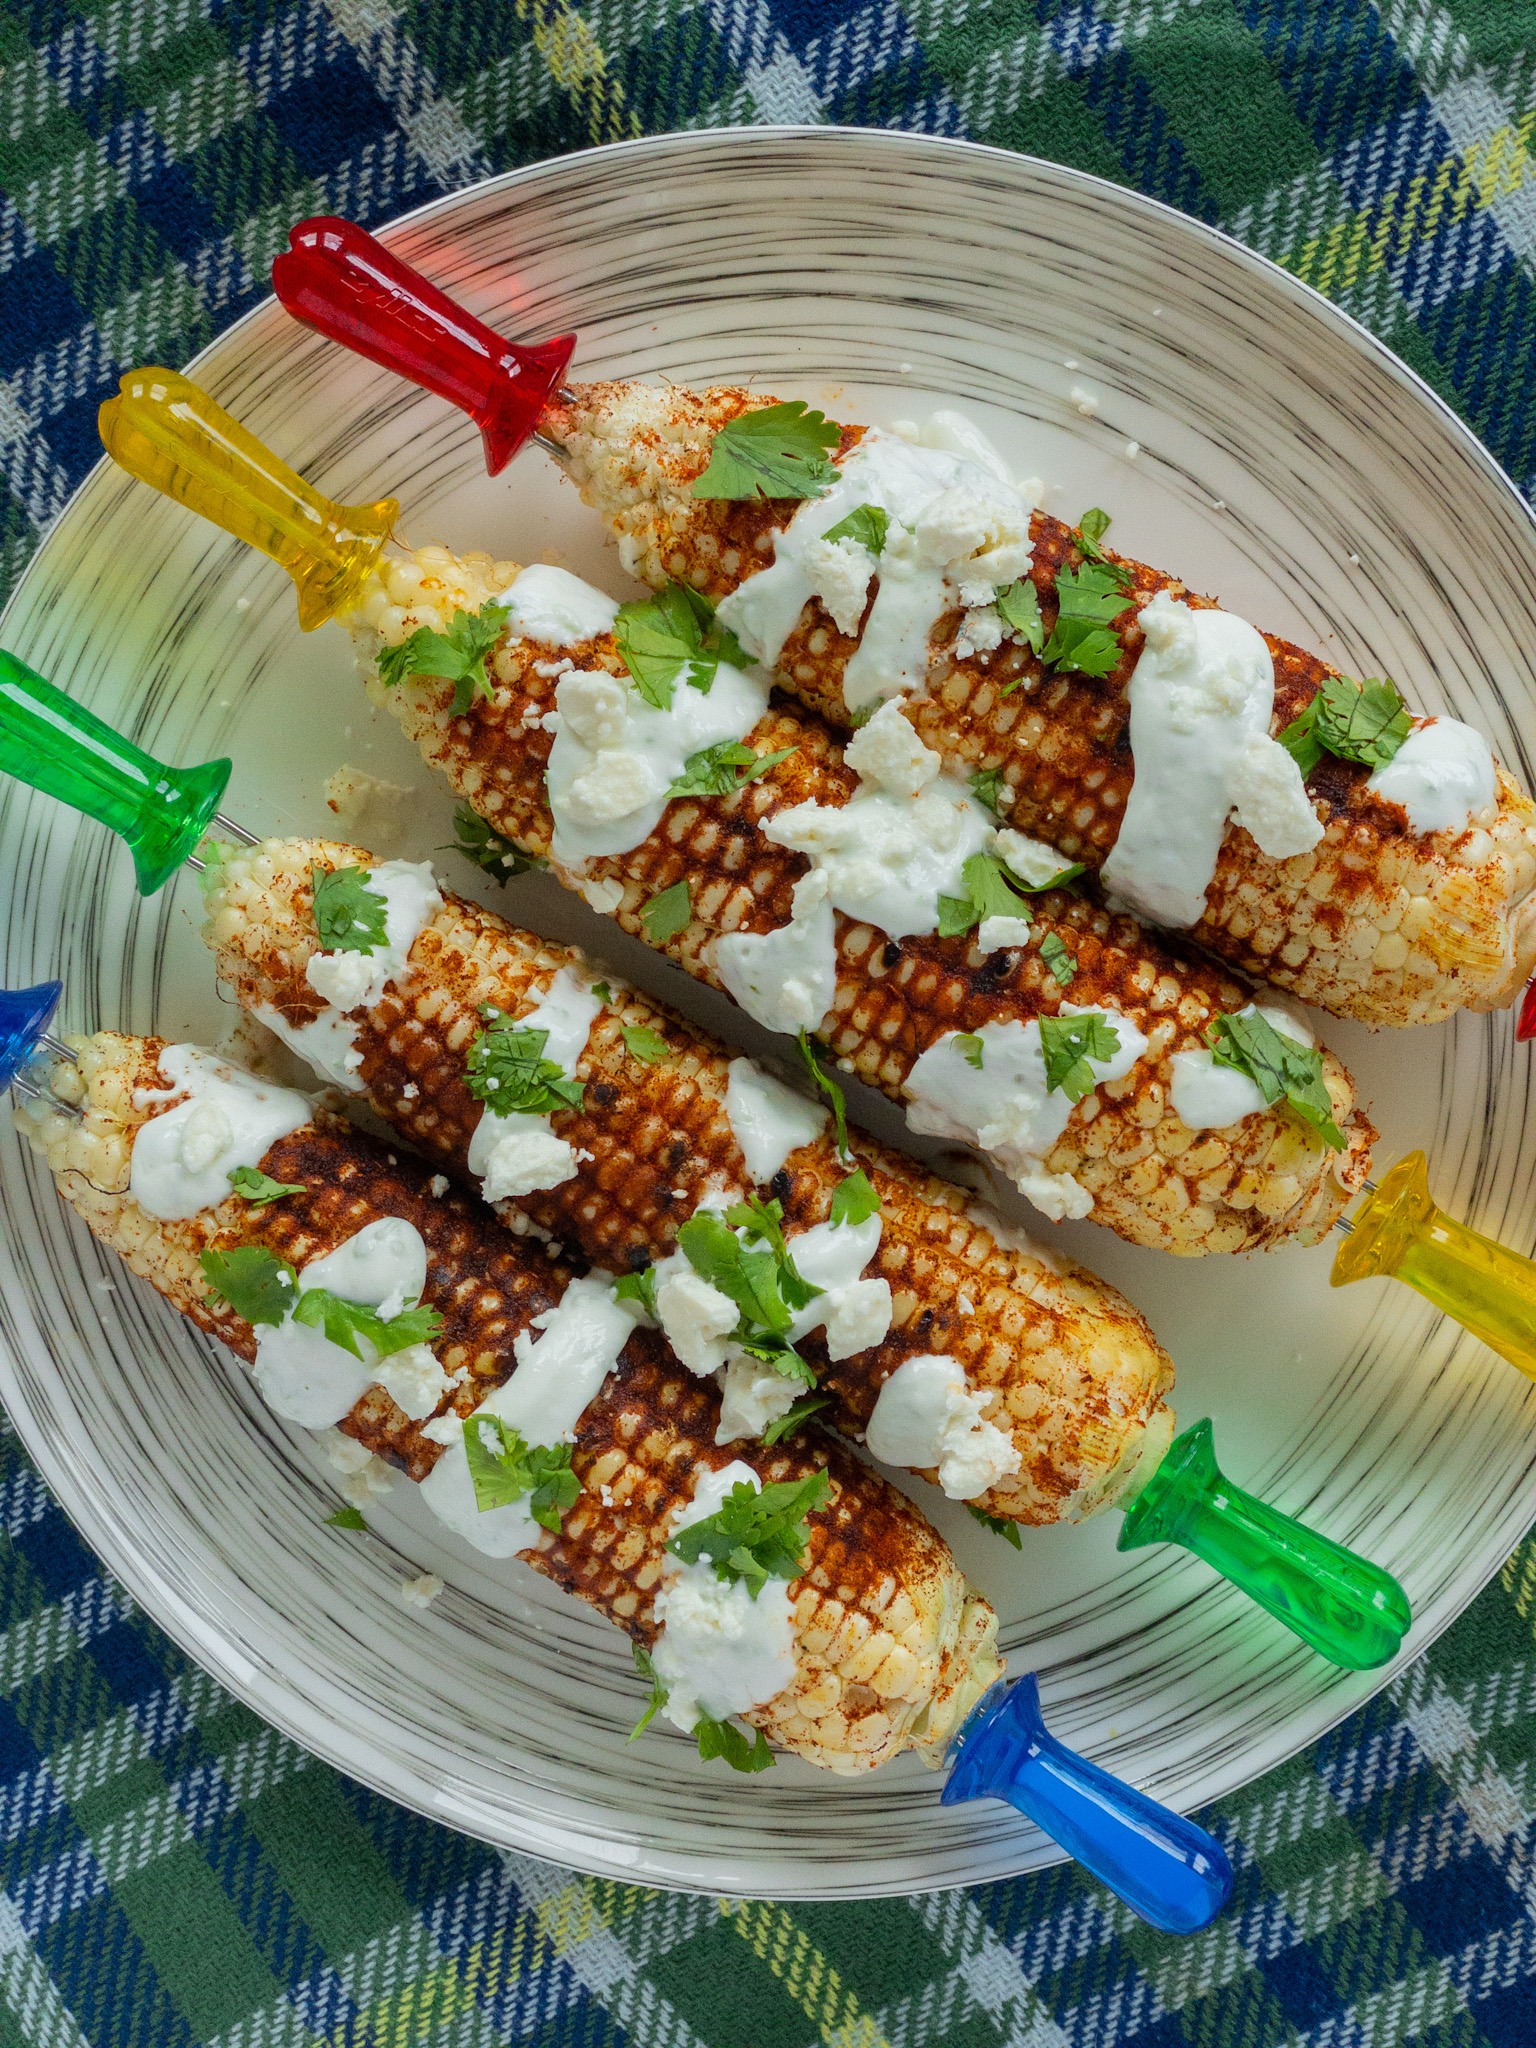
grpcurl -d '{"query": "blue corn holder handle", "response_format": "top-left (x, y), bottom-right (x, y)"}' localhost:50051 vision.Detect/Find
top-left (0, 982), bottom-right (62, 1091)
top-left (942, 1674), bottom-right (1233, 1934)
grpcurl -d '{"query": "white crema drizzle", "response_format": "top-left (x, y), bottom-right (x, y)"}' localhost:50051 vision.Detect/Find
top-left (1101, 593), bottom-right (1322, 929)
top-left (129, 1046), bottom-right (311, 1221)
top-left (650, 1461), bottom-right (798, 1735)
top-left (256, 859), bottom-right (443, 1093)
top-left (713, 700), bottom-right (992, 1036)
top-left (715, 413), bottom-right (1038, 713)
top-left (904, 1005), bottom-right (1150, 1222)
top-left (465, 969), bottom-right (602, 1202)
top-left (418, 1274), bottom-right (633, 1557)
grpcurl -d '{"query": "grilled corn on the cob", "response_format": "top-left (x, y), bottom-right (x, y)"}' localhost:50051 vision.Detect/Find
top-left (543, 380), bottom-right (1536, 1029)
top-left (203, 833), bottom-right (1177, 1526)
top-left (18, 1031), bottom-right (1001, 1773)
top-left (332, 544), bottom-right (1373, 1257)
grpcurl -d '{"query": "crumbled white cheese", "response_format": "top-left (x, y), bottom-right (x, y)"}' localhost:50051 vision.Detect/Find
top-left (715, 422), bottom-right (1036, 714)
top-left (579, 875), bottom-right (626, 914)
top-left (957, 605), bottom-right (1005, 659)
top-left (1070, 384), bottom-right (1100, 417)
top-left (865, 1353), bottom-right (1021, 1499)
top-left (655, 1263), bottom-right (741, 1376)
top-left (801, 534), bottom-right (876, 635)
top-left (398, 1572), bottom-right (444, 1608)
top-left (568, 747), bottom-right (655, 825)
top-left (976, 914), bottom-right (1033, 955)
top-left (842, 699), bottom-right (941, 799)
top-left (304, 859), bottom-right (443, 1015)
top-left (428, 1173), bottom-right (448, 1196)
top-left (994, 829), bottom-right (1071, 888)
top-left (557, 668), bottom-right (630, 746)
top-left (651, 1462), bottom-right (796, 1730)
top-left (480, 1124), bottom-right (580, 1201)
top-left (715, 1356), bottom-right (799, 1443)
top-left (129, 1046), bottom-right (311, 1221)
top-left (421, 1411), bottom-right (462, 1446)
top-left (372, 1342), bottom-right (454, 1420)
top-left (821, 1278), bottom-right (893, 1361)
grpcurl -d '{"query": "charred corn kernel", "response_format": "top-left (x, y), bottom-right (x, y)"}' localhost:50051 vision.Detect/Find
top-left (203, 835), bottom-right (1177, 1526)
top-left (332, 542), bottom-right (1374, 1256)
top-left (17, 1032), bottom-right (1000, 1775)
top-left (543, 379), bottom-right (1536, 1030)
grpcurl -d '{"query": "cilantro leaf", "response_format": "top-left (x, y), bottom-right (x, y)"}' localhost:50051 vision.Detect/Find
top-left (1041, 561), bottom-right (1132, 679)
top-left (1038, 931), bottom-right (1077, 987)
top-left (996, 577), bottom-right (1045, 655)
top-left (640, 879), bottom-right (692, 944)
top-left (666, 1471), bottom-right (832, 1597)
top-left (1207, 1010), bottom-right (1345, 1151)
top-left (621, 1024), bottom-right (671, 1065)
top-left (200, 1246), bottom-right (298, 1327)
top-left (723, 1194), bottom-right (823, 1313)
top-left (675, 1208), bottom-right (817, 1385)
top-left (691, 400), bottom-right (841, 502)
top-left (666, 739), bottom-right (795, 801)
top-left (1069, 507), bottom-right (1133, 586)
top-left (326, 1505), bottom-right (368, 1531)
top-left (828, 1169), bottom-right (880, 1228)
top-left (444, 803), bottom-right (540, 883)
top-left (966, 1504), bottom-right (1023, 1549)
top-left (291, 1289), bottom-right (444, 1361)
top-left (969, 766), bottom-right (1008, 817)
top-left (613, 1266), bottom-right (659, 1318)
top-left (936, 852), bottom-right (1033, 939)
top-left (796, 1032), bottom-right (850, 1163)
top-left (955, 1033), bottom-right (985, 1070)
top-left (614, 582), bottom-right (747, 709)
top-left (1278, 673), bottom-right (1412, 778)
top-left (462, 1414), bottom-right (580, 1531)
top-left (694, 1716), bottom-right (775, 1772)
top-left (227, 1166), bottom-right (306, 1206)
top-left (376, 602), bottom-right (509, 715)
top-left (761, 1392), bottom-right (832, 1446)
top-left (465, 1016), bottom-right (585, 1115)
top-left (678, 1213), bottom-right (795, 1339)
top-left (311, 865), bottom-right (388, 954)
top-left (1037, 1012), bottom-right (1121, 1102)
top-left (590, 982), bottom-right (613, 1005)
top-left (821, 503), bottom-right (888, 554)
top-left (628, 1641), bottom-right (669, 1740)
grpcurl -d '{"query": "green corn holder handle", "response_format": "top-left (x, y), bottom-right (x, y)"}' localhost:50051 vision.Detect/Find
top-left (0, 650), bottom-right (230, 895)
top-left (1117, 1420), bottom-right (1411, 1670)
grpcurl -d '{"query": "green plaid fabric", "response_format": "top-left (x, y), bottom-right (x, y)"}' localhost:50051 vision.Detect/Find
top-left (3, 3), bottom-right (1536, 2043)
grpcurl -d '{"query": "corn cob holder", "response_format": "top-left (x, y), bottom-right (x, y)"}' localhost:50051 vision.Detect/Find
top-left (0, 653), bottom-right (1419, 1677)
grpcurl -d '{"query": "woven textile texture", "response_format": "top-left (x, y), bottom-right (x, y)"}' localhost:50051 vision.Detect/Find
top-left (2, 2), bottom-right (1536, 2044)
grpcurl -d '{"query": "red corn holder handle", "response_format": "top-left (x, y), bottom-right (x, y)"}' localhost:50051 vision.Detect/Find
top-left (273, 216), bottom-right (576, 474)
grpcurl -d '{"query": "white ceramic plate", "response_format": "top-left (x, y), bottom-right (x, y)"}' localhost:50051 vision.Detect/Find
top-left (3, 127), bottom-right (1536, 1900)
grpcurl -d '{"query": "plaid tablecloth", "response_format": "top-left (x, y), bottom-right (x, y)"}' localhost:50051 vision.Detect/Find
top-left (3, 4), bottom-right (1536, 2044)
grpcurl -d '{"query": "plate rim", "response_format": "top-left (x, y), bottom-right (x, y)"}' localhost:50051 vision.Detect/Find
top-left (3, 122), bottom-right (1534, 1899)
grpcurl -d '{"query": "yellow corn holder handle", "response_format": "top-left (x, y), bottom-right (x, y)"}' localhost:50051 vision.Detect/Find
top-left (1332, 1152), bottom-right (1536, 1379)
top-left (98, 369), bottom-right (397, 631)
